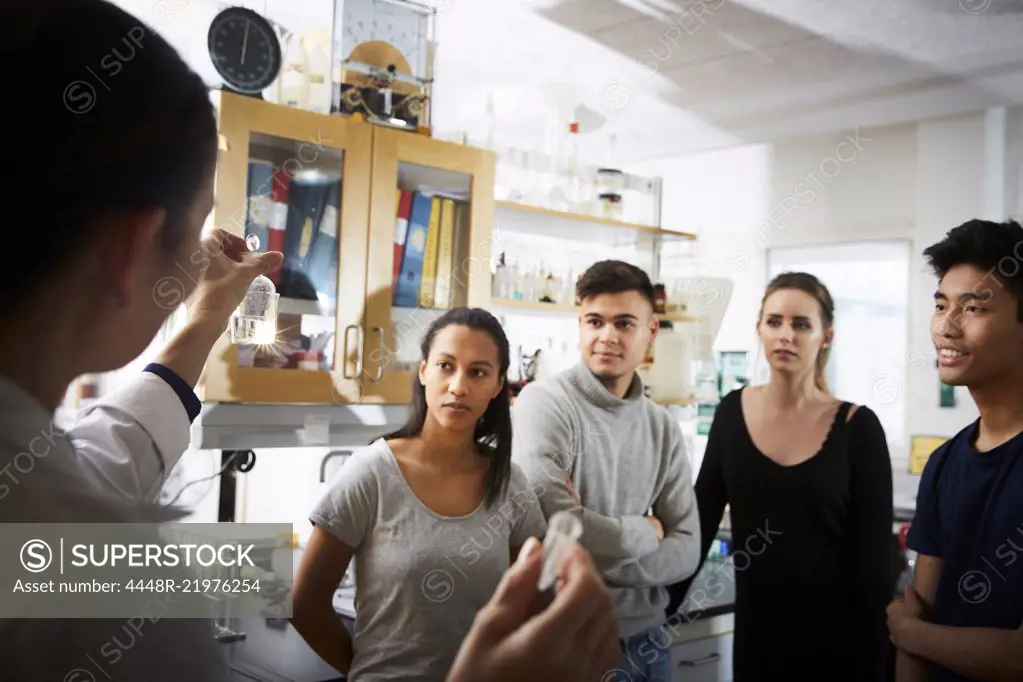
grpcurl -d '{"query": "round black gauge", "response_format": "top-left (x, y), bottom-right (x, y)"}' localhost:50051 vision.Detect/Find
top-left (207, 7), bottom-right (282, 95)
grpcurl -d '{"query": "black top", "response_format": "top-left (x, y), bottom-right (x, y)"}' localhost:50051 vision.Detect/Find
top-left (667, 388), bottom-right (895, 682)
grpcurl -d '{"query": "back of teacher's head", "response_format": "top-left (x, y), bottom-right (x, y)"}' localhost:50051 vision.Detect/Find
top-left (2, 1), bottom-right (217, 366)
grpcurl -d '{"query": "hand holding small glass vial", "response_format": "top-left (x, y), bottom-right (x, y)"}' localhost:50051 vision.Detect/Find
top-left (230, 233), bottom-right (280, 345)
top-left (538, 510), bottom-right (583, 592)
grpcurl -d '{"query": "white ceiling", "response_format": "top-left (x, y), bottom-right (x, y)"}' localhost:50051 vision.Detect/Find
top-left (429, 0), bottom-right (1023, 164)
top-left (118, 0), bottom-right (1023, 166)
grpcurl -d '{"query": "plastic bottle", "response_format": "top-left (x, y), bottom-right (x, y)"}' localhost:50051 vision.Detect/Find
top-left (649, 326), bottom-right (691, 402)
top-left (278, 33), bottom-right (310, 109)
top-left (305, 37), bottom-right (332, 114)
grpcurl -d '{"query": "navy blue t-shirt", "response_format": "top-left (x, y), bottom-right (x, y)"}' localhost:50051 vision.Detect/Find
top-left (906, 419), bottom-right (1023, 682)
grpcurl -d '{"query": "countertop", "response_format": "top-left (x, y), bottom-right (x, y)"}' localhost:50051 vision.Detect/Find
top-left (221, 617), bottom-right (350, 682)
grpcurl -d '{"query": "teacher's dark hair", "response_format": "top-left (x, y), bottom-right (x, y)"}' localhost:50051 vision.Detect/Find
top-left (381, 307), bottom-right (513, 509)
top-left (2, 0), bottom-right (217, 308)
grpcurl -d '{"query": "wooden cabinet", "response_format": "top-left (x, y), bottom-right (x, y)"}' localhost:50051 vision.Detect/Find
top-left (359, 126), bottom-right (495, 404)
top-left (198, 93), bottom-right (495, 406)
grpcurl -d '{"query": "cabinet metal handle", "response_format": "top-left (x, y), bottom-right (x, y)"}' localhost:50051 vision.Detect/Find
top-left (342, 324), bottom-right (361, 379)
top-left (678, 652), bottom-right (720, 667)
top-left (370, 326), bottom-right (385, 382)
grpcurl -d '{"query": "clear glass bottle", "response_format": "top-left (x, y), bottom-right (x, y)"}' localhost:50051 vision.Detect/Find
top-left (492, 251), bottom-right (508, 299)
top-left (230, 234), bottom-right (280, 345)
top-left (565, 122), bottom-right (583, 211)
top-left (510, 258), bottom-right (523, 300)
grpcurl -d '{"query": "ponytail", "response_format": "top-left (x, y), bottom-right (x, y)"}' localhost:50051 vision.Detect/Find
top-left (815, 346), bottom-right (831, 394)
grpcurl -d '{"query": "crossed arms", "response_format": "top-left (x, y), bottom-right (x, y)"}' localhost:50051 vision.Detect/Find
top-left (510, 384), bottom-right (701, 587)
top-left (890, 554), bottom-right (1023, 682)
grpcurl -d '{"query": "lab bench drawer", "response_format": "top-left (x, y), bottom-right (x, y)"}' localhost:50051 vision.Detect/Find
top-left (670, 632), bottom-right (733, 682)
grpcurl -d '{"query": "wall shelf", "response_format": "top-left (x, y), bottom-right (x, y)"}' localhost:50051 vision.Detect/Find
top-left (653, 398), bottom-right (694, 407)
top-left (494, 200), bottom-right (697, 245)
top-left (490, 298), bottom-right (578, 314)
top-left (658, 311), bottom-right (698, 323)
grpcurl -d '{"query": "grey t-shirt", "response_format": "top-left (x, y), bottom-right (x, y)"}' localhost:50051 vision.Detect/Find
top-left (309, 438), bottom-right (548, 682)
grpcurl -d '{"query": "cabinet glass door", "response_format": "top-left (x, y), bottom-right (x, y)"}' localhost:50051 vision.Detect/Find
top-left (360, 128), bottom-right (495, 404)
top-left (201, 92), bottom-right (372, 404)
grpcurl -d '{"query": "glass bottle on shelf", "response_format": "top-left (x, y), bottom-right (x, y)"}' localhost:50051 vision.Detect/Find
top-left (548, 122), bottom-right (577, 213)
top-left (504, 149), bottom-right (525, 203)
top-left (670, 279), bottom-right (689, 313)
top-left (540, 269), bottom-right (556, 303)
top-left (633, 177), bottom-right (659, 226)
top-left (494, 150), bottom-right (514, 201)
top-left (548, 270), bottom-right (562, 303)
top-left (545, 115), bottom-right (570, 212)
top-left (492, 251), bottom-right (509, 299)
top-left (568, 122), bottom-right (588, 212)
top-left (484, 91), bottom-right (496, 151)
top-left (510, 258), bottom-right (523, 300)
top-left (524, 150), bottom-right (552, 208)
top-left (523, 266), bottom-right (537, 302)
top-left (652, 283), bottom-right (667, 314)
top-left (559, 268), bottom-right (575, 305)
top-left (595, 134), bottom-right (623, 219)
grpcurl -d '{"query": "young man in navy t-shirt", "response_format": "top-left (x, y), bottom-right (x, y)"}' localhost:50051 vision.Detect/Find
top-left (888, 219), bottom-right (1023, 681)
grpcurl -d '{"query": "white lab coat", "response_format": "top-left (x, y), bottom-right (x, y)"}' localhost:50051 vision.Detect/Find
top-left (67, 371), bottom-right (195, 504)
top-left (0, 371), bottom-right (230, 681)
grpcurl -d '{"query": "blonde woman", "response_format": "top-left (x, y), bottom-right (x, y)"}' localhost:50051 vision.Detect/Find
top-left (669, 272), bottom-right (894, 682)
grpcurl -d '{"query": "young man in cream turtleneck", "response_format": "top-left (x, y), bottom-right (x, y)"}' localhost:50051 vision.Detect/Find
top-left (511, 259), bottom-right (701, 681)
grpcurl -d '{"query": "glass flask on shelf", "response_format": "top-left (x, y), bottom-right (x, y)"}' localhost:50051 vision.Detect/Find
top-left (523, 149), bottom-right (554, 208)
top-left (505, 149), bottom-right (528, 203)
top-left (494, 150), bottom-right (515, 201)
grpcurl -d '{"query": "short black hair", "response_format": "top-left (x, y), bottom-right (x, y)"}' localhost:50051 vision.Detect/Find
top-left (922, 218), bottom-right (1023, 321)
top-left (576, 260), bottom-right (655, 308)
top-left (3, 0), bottom-right (217, 305)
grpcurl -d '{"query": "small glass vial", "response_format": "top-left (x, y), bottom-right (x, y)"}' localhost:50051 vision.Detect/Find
top-left (538, 510), bottom-right (583, 591)
top-left (230, 234), bottom-right (280, 345)
top-left (653, 283), bottom-right (667, 314)
top-left (598, 193), bottom-right (623, 221)
top-left (595, 168), bottom-right (625, 195)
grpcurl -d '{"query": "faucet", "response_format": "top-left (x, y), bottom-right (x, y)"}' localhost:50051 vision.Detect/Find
top-left (319, 450), bottom-right (353, 483)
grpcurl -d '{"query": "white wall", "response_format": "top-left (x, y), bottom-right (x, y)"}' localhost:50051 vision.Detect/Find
top-left (628, 122), bottom-right (919, 358)
top-left (908, 115), bottom-right (985, 440)
top-left (763, 124), bottom-right (917, 247)
top-left (167, 445), bottom-right (356, 536)
top-left (626, 143), bottom-right (772, 359)
top-left (631, 110), bottom-right (1023, 495)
